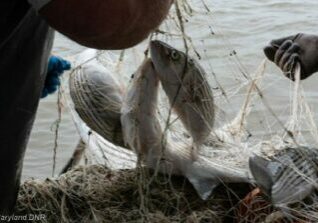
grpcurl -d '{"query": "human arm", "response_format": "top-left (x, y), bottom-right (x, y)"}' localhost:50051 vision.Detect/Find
top-left (264, 33), bottom-right (318, 80)
top-left (34, 0), bottom-right (173, 49)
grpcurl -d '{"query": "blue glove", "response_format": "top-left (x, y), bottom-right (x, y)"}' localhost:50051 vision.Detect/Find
top-left (41, 56), bottom-right (71, 98)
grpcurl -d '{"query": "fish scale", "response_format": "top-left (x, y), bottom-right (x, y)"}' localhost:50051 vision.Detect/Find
top-left (150, 40), bottom-right (215, 158)
top-left (250, 147), bottom-right (318, 206)
top-left (68, 48), bottom-right (271, 200)
top-left (69, 51), bottom-right (125, 147)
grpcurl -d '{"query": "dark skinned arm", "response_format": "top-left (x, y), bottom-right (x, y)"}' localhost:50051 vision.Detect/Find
top-left (39, 0), bottom-right (173, 49)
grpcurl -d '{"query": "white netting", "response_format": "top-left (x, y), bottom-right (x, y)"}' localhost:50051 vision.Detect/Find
top-left (18, 0), bottom-right (318, 222)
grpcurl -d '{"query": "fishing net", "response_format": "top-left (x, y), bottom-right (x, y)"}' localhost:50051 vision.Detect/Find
top-left (17, 0), bottom-right (318, 222)
top-left (15, 165), bottom-right (248, 222)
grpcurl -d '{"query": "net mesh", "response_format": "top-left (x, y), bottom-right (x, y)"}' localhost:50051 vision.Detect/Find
top-left (17, 0), bottom-right (318, 222)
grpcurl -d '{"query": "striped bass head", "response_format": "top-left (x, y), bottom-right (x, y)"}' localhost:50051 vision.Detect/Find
top-left (150, 40), bottom-right (201, 82)
top-left (249, 147), bottom-right (318, 206)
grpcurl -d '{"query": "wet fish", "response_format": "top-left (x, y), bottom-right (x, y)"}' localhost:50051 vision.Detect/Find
top-left (70, 49), bottom-right (125, 147)
top-left (150, 40), bottom-right (214, 158)
top-left (121, 58), bottom-right (164, 159)
top-left (120, 57), bottom-right (251, 199)
top-left (249, 147), bottom-right (318, 206)
top-left (67, 48), bottom-right (264, 200)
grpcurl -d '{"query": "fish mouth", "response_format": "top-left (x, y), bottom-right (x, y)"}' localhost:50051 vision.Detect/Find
top-left (150, 40), bottom-right (175, 72)
top-left (150, 41), bottom-right (164, 60)
top-left (150, 40), bottom-right (174, 59)
top-left (249, 155), bottom-right (273, 197)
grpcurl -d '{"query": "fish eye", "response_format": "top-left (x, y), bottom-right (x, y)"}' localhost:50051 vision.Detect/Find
top-left (170, 50), bottom-right (180, 61)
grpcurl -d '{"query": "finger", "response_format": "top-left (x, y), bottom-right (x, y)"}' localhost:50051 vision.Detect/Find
top-left (263, 45), bottom-right (276, 62)
top-left (279, 43), bottom-right (300, 69)
top-left (282, 53), bottom-right (299, 73)
top-left (274, 40), bottom-right (293, 65)
top-left (270, 34), bottom-right (297, 48)
top-left (283, 53), bottom-right (300, 81)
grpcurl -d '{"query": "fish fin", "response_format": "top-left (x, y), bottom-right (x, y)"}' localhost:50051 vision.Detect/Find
top-left (249, 155), bottom-right (274, 196)
top-left (187, 176), bottom-right (219, 200)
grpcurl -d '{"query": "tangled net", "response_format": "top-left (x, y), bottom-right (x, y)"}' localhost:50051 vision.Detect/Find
top-left (19, 0), bottom-right (318, 222)
top-left (16, 164), bottom-right (318, 222)
top-left (15, 165), bottom-right (253, 223)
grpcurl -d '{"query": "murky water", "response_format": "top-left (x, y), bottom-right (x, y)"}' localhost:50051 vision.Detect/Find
top-left (22, 0), bottom-right (318, 180)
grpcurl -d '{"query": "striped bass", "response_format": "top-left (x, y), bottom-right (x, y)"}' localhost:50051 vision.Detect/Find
top-left (150, 40), bottom-right (214, 159)
top-left (249, 147), bottom-right (318, 206)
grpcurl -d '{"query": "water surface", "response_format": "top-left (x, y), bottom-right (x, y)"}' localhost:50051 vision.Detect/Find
top-left (22, 0), bottom-right (318, 180)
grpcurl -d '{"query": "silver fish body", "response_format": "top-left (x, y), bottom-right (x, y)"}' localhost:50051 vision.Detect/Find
top-left (150, 40), bottom-right (214, 157)
top-left (121, 58), bottom-right (164, 159)
top-left (120, 57), bottom-right (250, 198)
top-left (249, 147), bottom-right (318, 206)
top-left (70, 50), bottom-right (125, 147)
top-left (68, 47), bottom-right (263, 201)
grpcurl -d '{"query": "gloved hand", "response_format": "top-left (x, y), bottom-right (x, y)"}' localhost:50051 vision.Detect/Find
top-left (264, 33), bottom-right (318, 80)
top-left (42, 55), bottom-right (71, 98)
